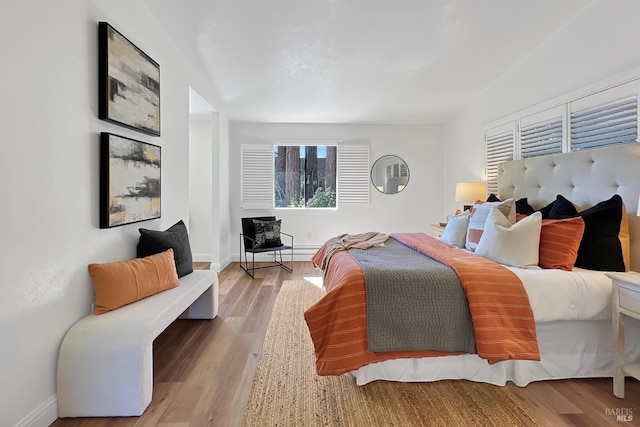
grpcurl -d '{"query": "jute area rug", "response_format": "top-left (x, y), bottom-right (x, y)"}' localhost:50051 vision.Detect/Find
top-left (242, 280), bottom-right (543, 427)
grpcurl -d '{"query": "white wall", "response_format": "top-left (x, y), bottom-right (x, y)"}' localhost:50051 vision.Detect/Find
top-left (189, 118), bottom-right (214, 261)
top-left (218, 115), bottom-right (233, 269)
top-left (0, 1), bottom-right (225, 425)
top-left (443, 0), bottom-right (640, 216)
top-left (189, 105), bottom-right (232, 272)
top-left (229, 122), bottom-right (445, 258)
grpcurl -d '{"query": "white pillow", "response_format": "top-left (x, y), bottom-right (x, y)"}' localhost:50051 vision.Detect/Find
top-left (440, 211), bottom-right (470, 248)
top-left (475, 208), bottom-right (542, 269)
top-left (465, 198), bottom-right (515, 252)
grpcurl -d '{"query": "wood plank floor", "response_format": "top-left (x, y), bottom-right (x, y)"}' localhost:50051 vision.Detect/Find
top-left (52, 262), bottom-right (640, 427)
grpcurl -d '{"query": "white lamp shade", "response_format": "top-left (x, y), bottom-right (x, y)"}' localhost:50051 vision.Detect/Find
top-left (455, 182), bottom-right (486, 202)
top-left (637, 194), bottom-right (640, 216)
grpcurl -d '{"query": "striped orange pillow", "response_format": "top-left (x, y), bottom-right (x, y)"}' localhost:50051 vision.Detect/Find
top-left (539, 217), bottom-right (585, 271)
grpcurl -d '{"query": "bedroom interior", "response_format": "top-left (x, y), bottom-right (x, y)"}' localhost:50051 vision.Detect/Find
top-left (5, 1), bottom-right (640, 426)
top-left (304, 144), bottom-right (640, 389)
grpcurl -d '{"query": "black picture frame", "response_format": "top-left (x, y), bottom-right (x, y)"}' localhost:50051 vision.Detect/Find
top-left (98, 22), bottom-right (161, 136)
top-left (100, 132), bottom-right (161, 228)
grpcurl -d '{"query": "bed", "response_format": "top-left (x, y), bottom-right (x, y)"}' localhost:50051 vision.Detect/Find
top-left (304, 143), bottom-right (640, 386)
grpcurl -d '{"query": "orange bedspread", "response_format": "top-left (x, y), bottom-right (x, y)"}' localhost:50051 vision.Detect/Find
top-left (304, 232), bottom-right (540, 376)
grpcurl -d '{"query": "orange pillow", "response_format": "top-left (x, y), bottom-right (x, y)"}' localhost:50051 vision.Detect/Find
top-left (89, 249), bottom-right (179, 314)
top-left (538, 217), bottom-right (585, 271)
top-left (620, 207), bottom-right (631, 271)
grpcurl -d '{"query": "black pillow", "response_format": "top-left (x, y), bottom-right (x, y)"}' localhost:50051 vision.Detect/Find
top-left (252, 219), bottom-right (283, 248)
top-left (540, 194), bottom-right (578, 219)
top-left (574, 194), bottom-right (625, 272)
top-left (538, 200), bottom-right (554, 219)
top-left (485, 194), bottom-right (534, 215)
top-left (515, 198), bottom-right (535, 215)
top-left (137, 220), bottom-right (193, 277)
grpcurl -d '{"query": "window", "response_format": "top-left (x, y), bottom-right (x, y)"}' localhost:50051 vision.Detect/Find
top-left (386, 162), bottom-right (408, 179)
top-left (337, 145), bottom-right (370, 205)
top-left (484, 79), bottom-right (640, 188)
top-left (241, 144), bottom-right (273, 210)
top-left (569, 82), bottom-right (638, 151)
top-left (485, 123), bottom-right (515, 195)
top-left (274, 145), bottom-right (337, 208)
top-left (519, 106), bottom-right (565, 158)
top-left (240, 143), bottom-right (369, 209)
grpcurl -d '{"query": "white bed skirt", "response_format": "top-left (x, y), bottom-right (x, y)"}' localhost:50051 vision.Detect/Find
top-left (351, 318), bottom-right (640, 386)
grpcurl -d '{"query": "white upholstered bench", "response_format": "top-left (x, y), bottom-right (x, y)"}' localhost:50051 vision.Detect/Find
top-left (57, 269), bottom-right (219, 417)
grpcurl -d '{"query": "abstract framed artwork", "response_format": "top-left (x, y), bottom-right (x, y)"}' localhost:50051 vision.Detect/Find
top-left (98, 22), bottom-right (160, 136)
top-left (100, 132), bottom-right (161, 228)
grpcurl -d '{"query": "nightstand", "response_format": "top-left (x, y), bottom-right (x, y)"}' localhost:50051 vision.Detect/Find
top-left (608, 272), bottom-right (640, 398)
top-left (430, 224), bottom-right (446, 238)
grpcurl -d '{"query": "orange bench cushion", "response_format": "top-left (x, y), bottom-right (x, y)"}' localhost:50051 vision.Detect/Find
top-left (89, 249), bottom-right (179, 314)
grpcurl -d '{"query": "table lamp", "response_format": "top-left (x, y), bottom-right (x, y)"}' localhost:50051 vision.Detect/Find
top-left (455, 182), bottom-right (486, 211)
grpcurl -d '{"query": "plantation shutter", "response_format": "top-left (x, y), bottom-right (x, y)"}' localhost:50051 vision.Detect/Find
top-left (241, 144), bottom-right (273, 209)
top-left (338, 145), bottom-right (369, 205)
top-left (485, 123), bottom-right (515, 196)
top-left (519, 106), bottom-right (565, 158)
top-left (570, 82), bottom-right (638, 151)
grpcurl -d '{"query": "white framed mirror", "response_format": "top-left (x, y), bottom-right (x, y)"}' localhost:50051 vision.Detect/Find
top-left (371, 155), bottom-right (410, 194)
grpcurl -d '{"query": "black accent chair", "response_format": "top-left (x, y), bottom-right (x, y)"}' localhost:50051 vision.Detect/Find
top-left (240, 216), bottom-right (293, 278)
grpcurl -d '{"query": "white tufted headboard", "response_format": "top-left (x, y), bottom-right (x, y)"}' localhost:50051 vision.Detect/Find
top-left (498, 143), bottom-right (640, 271)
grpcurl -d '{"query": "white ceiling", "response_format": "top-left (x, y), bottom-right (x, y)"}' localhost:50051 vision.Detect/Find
top-left (147, 0), bottom-right (592, 123)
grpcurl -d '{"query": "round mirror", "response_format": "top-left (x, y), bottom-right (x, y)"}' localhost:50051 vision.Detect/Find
top-left (371, 155), bottom-right (410, 194)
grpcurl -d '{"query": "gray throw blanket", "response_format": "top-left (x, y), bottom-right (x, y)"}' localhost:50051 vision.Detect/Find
top-left (349, 237), bottom-right (476, 354)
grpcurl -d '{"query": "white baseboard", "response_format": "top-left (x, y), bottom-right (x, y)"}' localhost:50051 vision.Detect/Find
top-left (195, 248), bottom-right (317, 270)
top-left (218, 254), bottom-right (233, 272)
top-left (194, 254), bottom-right (234, 272)
top-left (192, 252), bottom-right (212, 263)
top-left (14, 395), bottom-right (57, 427)
top-left (235, 246), bottom-right (319, 263)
